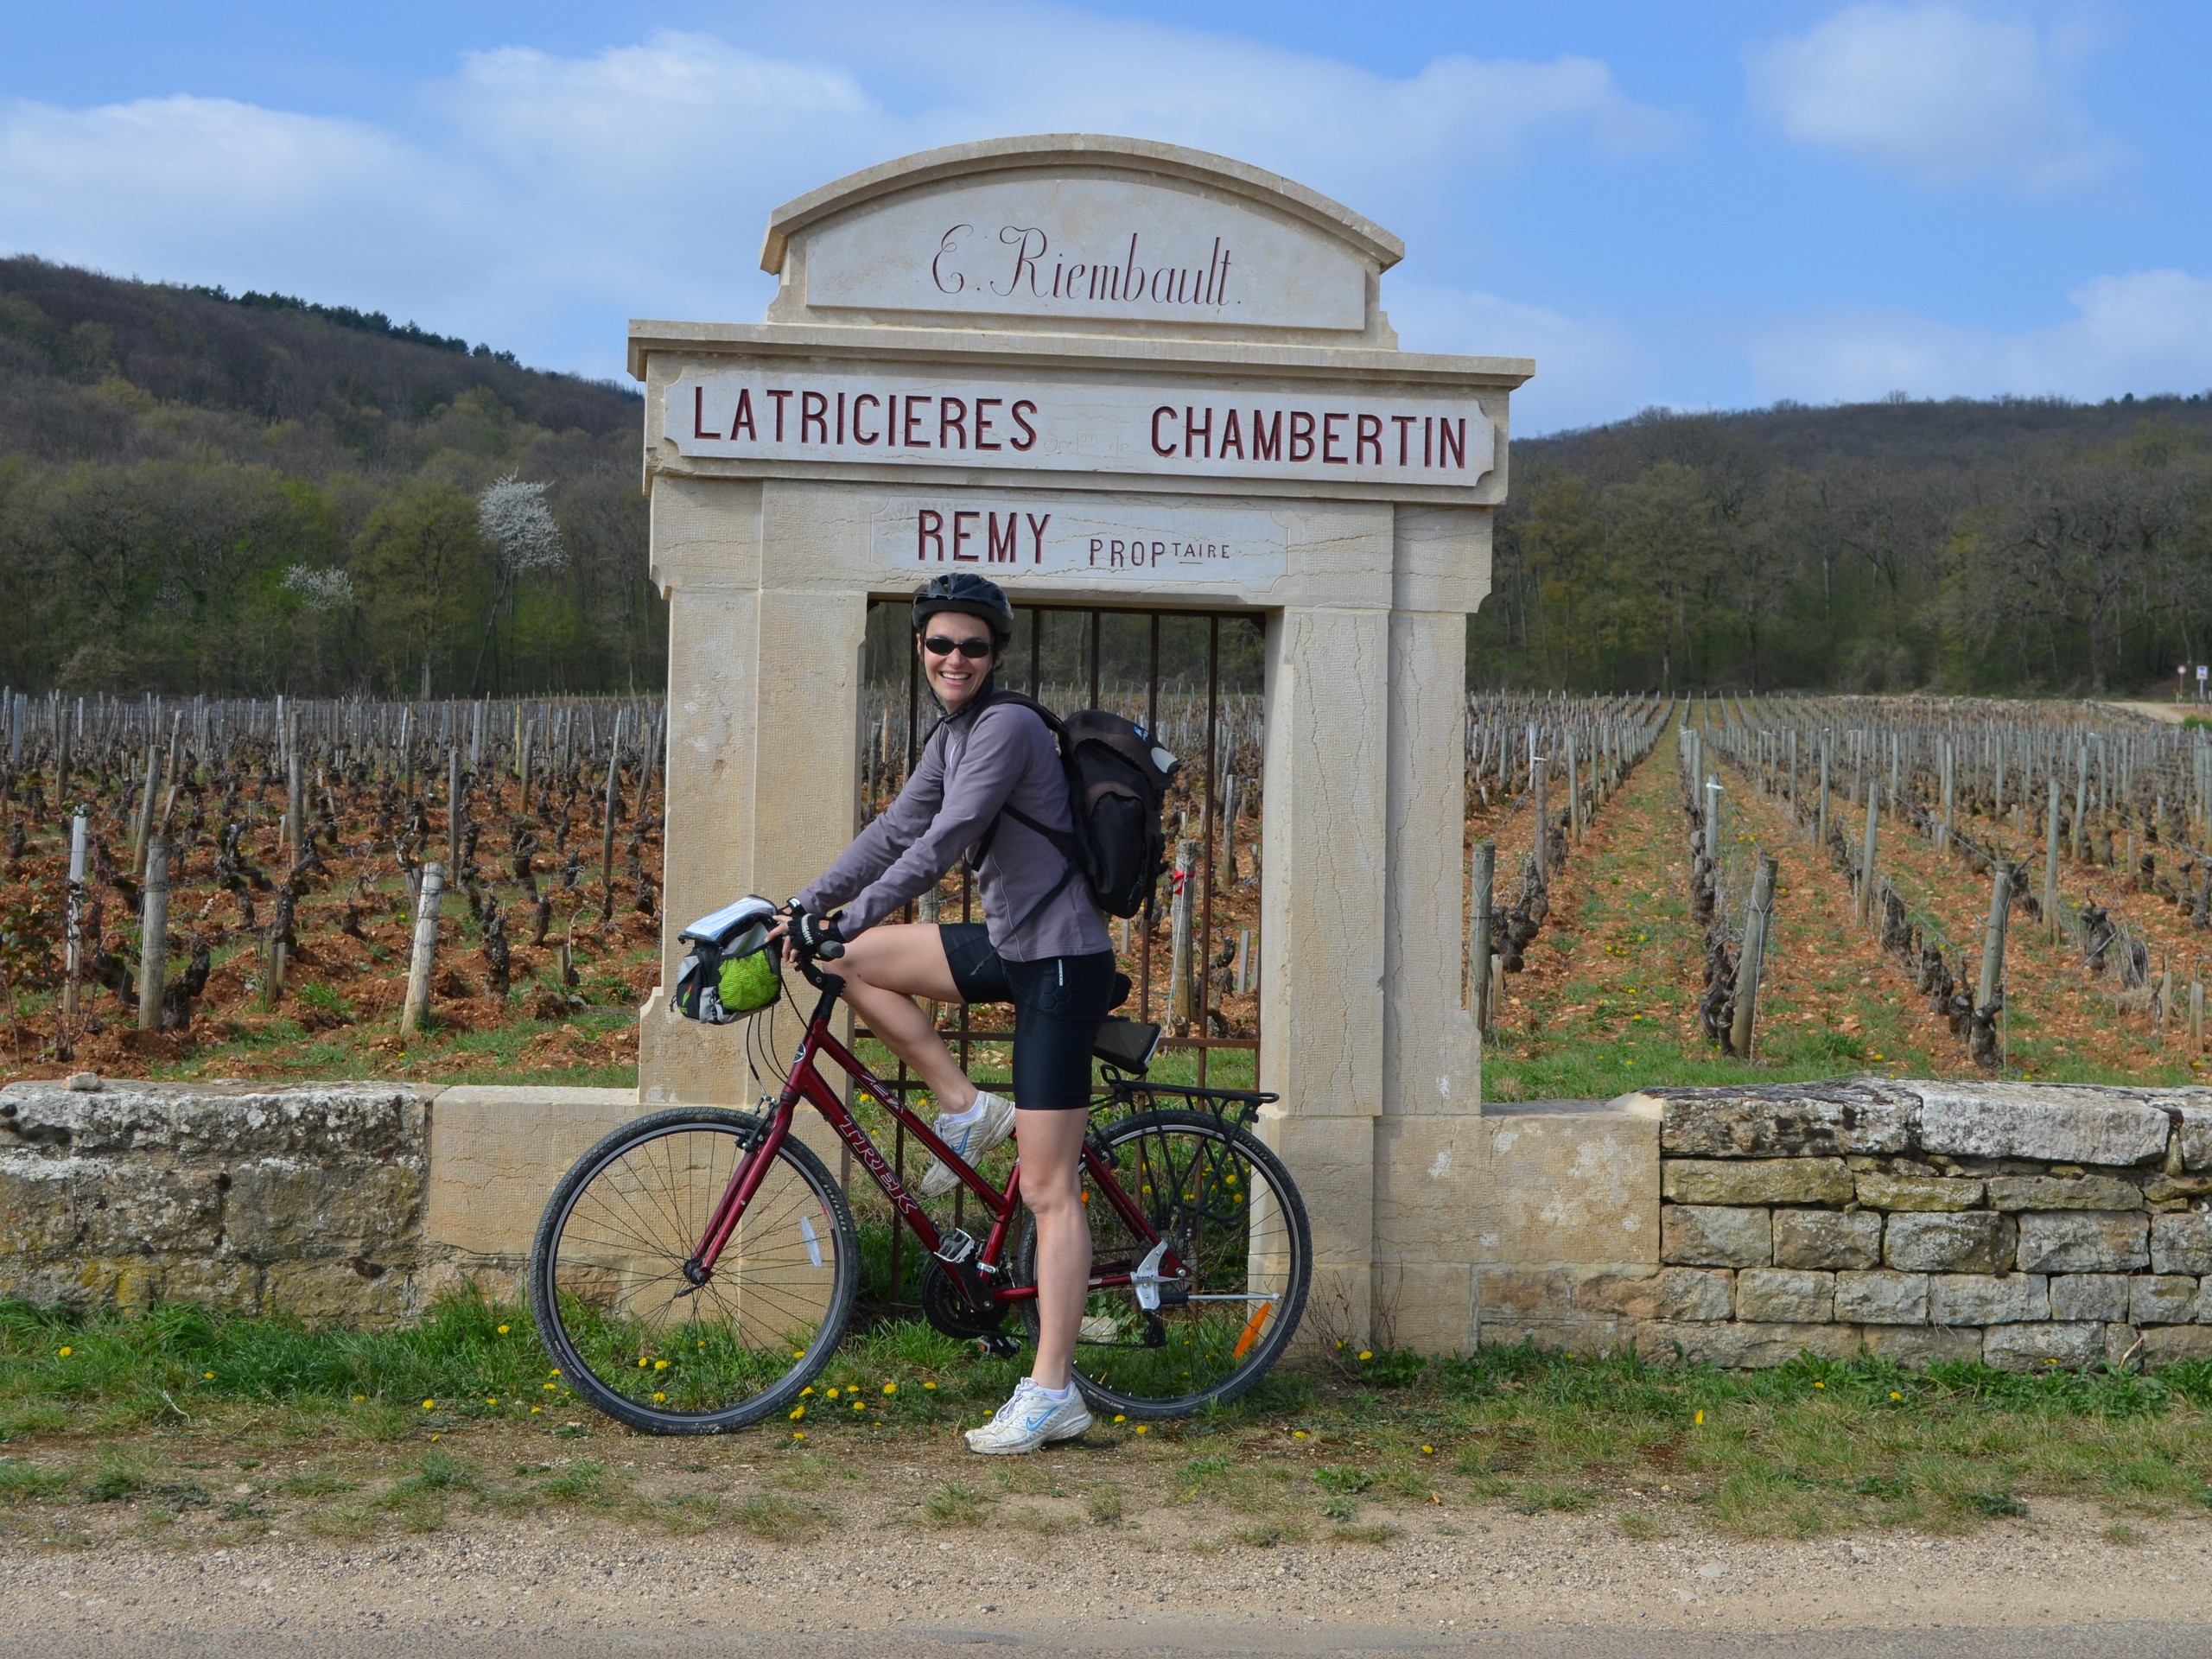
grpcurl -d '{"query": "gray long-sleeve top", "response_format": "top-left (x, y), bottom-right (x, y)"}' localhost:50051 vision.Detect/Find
top-left (794, 693), bottom-right (1111, 962)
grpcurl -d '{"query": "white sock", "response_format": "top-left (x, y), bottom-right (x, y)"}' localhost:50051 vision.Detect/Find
top-left (1030, 1378), bottom-right (1072, 1402)
top-left (936, 1098), bottom-right (985, 1128)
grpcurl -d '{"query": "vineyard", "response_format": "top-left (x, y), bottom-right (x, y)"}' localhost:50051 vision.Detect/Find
top-left (0, 682), bottom-right (2207, 1097)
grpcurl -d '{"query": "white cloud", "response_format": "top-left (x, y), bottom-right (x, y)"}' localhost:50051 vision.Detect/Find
top-left (1385, 281), bottom-right (1644, 435)
top-left (1745, 270), bottom-right (2212, 404)
top-left (0, 13), bottom-right (1681, 383)
top-left (1745, 3), bottom-right (2126, 192)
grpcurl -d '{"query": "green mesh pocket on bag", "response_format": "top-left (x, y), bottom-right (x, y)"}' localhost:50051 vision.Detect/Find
top-left (715, 945), bottom-right (782, 1014)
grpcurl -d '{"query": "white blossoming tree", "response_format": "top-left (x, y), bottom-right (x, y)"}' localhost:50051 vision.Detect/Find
top-left (470, 474), bottom-right (566, 692)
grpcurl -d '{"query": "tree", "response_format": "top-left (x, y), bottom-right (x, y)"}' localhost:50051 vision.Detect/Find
top-left (352, 484), bottom-right (486, 697)
top-left (469, 474), bottom-right (566, 694)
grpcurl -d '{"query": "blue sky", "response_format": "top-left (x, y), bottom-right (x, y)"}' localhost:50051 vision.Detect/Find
top-left (3, 1), bottom-right (2206, 432)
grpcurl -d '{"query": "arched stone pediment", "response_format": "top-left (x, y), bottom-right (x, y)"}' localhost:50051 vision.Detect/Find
top-left (761, 134), bottom-right (1405, 345)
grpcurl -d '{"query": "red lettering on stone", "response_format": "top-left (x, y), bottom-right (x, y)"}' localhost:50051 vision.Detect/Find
top-left (1184, 405), bottom-right (1212, 460)
top-left (987, 512), bottom-right (1018, 563)
top-left (1355, 413), bottom-right (1382, 465)
top-left (1392, 414), bottom-right (1416, 466)
top-left (730, 389), bottom-right (756, 440)
top-left (1220, 409), bottom-right (1244, 459)
top-left (1152, 405), bottom-right (1178, 458)
top-left (905, 397), bottom-right (932, 448)
top-left (1251, 410), bottom-right (1281, 461)
top-left (939, 397), bottom-right (967, 450)
top-left (1026, 513), bottom-right (1050, 563)
top-left (1289, 410), bottom-right (1316, 463)
top-left (918, 509), bottom-right (944, 561)
top-left (1440, 417), bottom-right (1467, 469)
top-left (974, 397), bottom-right (1002, 450)
top-left (952, 510), bottom-right (979, 562)
top-left (766, 388), bottom-right (792, 442)
top-left (800, 391), bottom-right (828, 443)
top-left (1321, 412), bottom-right (1348, 465)
top-left (853, 393), bottom-right (880, 445)
top-left (692, 385), bottom-right (719, 441)
top-left (1009, 401), bottom-right (1038, 450)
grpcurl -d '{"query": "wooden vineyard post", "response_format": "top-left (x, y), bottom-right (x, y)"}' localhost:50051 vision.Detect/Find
top-left (1704, 774), bottom-right (1722, 862)
top-left (1816, 732), bottom-right (1831, 850)
top-left (284, 749), bottom-right (304, 859)
top-left (2043, 780), bottom-right (2063, 938)
top-left (2073, 743), bottom-right (2089, 862)
top-left (2192, 979), bottom-right (2205, 1053)
top-left (600, 738), bottom-right (621, 923)
top-left (62, 813), bottom-right (86, 1021)
top-left (1167, 839), bottom-right (1199, 1031)
top-left (1729, 853), bottom-right (1778, 1059)
top-left (1567, 729), bottom-right (1582, 842)
top-left (1859, 778), bottom-right (1879, 926)
top-left (1532, 755), bottom-right (1548, 882)
top-left (518, 720), bottom-right (534, 815)
top-left (1469, 838), bottom-right (1496, 1029)
top-left (137, 837), bottom-right (168, 1033)
top-left (131, 742), bottom-right (162, 875)
top-left (447, 746), bottom-right (463, 876)
top-left (400, 861), bottom-right (446, 1036)
top-left (1938, 739), bottom-right (1954, 853)
top-left (1974, 867), bottom-right (2012, 1067)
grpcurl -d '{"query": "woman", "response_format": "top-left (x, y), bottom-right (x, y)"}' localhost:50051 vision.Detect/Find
top-left (779, 572), bottom-right (1115, 1455)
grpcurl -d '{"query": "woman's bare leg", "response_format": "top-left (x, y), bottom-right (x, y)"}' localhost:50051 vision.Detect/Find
top-left (1015, 1108), bottom-right (1091, 1391)
top-left (834, 924), bottom-right (976, 1111)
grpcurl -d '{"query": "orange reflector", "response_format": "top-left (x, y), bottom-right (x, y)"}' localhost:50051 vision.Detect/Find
top-left (1231, 1300), bottom-right (1274, 1361)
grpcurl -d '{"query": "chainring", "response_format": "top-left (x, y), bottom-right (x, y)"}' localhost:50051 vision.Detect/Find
top-left (919, 1259), bottom-right (1006, 1340)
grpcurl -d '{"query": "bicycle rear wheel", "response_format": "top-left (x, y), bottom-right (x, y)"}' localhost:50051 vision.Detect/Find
top-left (1014, 1109), bottom-right (1310, 1420)
top-left (529, 1108), bottom-right (857, 1434)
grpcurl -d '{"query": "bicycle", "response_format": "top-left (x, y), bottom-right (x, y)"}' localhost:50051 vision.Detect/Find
top-left (528, 931), bottom-right (1312, 1435)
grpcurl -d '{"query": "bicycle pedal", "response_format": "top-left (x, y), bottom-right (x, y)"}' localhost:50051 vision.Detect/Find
top-left (976, 1332), bottom-right (1023, 1360)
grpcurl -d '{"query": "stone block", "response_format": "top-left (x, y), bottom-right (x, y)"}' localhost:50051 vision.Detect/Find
top-left (1636, 1320), bottom-right (1859, 1368)
top-left (1380, 1262), bottom-right (1479, 1357)
top-left (1477, 1312), bottom-right (1637, 1356)
top-left (1911, 1083), bottom-right (2170, 1166)
top-left (1855, 1173), bottom-right (1984, 1211)
top-left (1471, 1105), bottom-right (1660, 1268)
top-left (1774, 1209), bottom-right (1883, 1270)
top-left (0, 1156), bottom-right (86, 1254)
top-left (227, 1160), bottom-right (423, 1260)
top-left (1650, 1082), bottom-right (1917, 1159)
top-left (263, 1258), bottom-right (419, 1323)
top-left (1985, 1174), bottom-right (2143, 1211)
top-left (1662, 1158), bottom-right (1854, 1206)
top-left (79, 1166), bottom-right (225, 1255)
top-left (2015, 1211), bottom-right (2149, 1274)
top-left (2049, 1274), bottom-right (2129, 1323)
top-left (1834, 1269), bottom-right (1929, 1325)
top-left (1860, 1325), bottom-right (1980, 1365)
top-left (2174, 1101), bottom-right (2212, 1172)
top-left (151, 1257), bottom-right (262, 1311)
top-left (1929, 1274), bottom-right (2049, 1325)
top-left (0, 1081), bottom-right (432, 1163)
top-left (1575, 1268), bottom-right (1733, 1322)
top-left (1661, 1205), bottom-right (1770, 1268)
top-left (2139, 1325), bottom-right (2212, 1364)
top-left (425, 1084), bottom-right (642, 1262)
top-left (2150, 1212), bottom-right (2212, 1275)
top-left (1473, 1267), bottom-right (1573, 1317)
top-left (1982, 1322), bottom-right (2105, 1370)
top-left (2129, 1275), bottom-right (2200, 1325)
top-left (1885, 1211), bottom-right (2012, 1273)
top-left (1736, 1268), bottom-right (1834, 1323)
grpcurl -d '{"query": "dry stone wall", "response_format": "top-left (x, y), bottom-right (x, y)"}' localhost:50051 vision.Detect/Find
top-left (1636, 1081), bottom-right (2212, 1370)
top-left (0, 1077), bottom-right (639, 1322)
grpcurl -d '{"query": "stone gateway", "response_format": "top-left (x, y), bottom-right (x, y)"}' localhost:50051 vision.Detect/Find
top-left (630, 134), bottom-right (1531, 1350)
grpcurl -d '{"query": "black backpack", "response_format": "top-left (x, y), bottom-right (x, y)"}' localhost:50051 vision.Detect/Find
top-left (959, 690), bottom-right (1180, 926)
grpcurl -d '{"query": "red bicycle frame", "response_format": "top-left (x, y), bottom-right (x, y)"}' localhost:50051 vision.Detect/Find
top-left (683, 971), bottom-right (1180, 1313)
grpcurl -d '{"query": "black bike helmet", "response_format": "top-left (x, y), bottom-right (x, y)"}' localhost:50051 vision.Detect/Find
top-left (912, 572), bottom-right (1015, 646)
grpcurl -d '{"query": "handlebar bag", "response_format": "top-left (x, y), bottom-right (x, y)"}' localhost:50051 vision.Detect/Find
top-left (672, 895), bottom-right (781, 1023)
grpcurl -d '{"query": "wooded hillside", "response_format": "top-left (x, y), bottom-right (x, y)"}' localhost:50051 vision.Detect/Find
top-left (1478, 391), bottom-right (2212, 696)
top-left (0, 257), bottom-right (655, 698)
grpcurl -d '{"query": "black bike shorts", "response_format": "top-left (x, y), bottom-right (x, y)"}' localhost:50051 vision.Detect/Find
top-left (938, 923), bottom-right (1115, 1111)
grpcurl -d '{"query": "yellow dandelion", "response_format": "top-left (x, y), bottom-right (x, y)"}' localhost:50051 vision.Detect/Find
top-left (801, 1386), bottom-right (814, 1396)
top-left (1135, 1425), bottom-right (1148, 1434)
top-left (652, 1392), bottom-right (666, 1404)
top-left (654, 1359), bottom-right (671, 1371)
top-left (790, 1406), bottom-right (805, 1421)
top-left (57, 1346), bottom-right (73, 1357)
top-left (1292, 1430), bottom-right (1307, 1440)
top-left (497, 1324), bottom-right (511, 1335)
top-left (1694, 1410), bottom-right (1704, 1426)
top-left (550, 1368), bottom-right (561, 1376)
top-left (352, 1394), bottom-right (364, 1402)
top-left (422, 1399), bottom-right (436, 1409)
top-left (1814, 1381), bottom-right (1825, 1389)
top-left (882, 1382), bottom-right (897, 1395)
top-left (851, 1398), bottom-right (866, 1411)
top-left (1113, 1414), bottom-right (1126, 1423)
top-left (826, 1387), bottom-right (839, 1399)
top-left (1889, 1390), bottom-right (1903, 1401)
top-left (531, 1407), bottom-right (541, 1414)
top-left (486, 1397), bottom-right (498, 1406)
top-left (792, 1350), bottom-right (805, 1359)
top-left (206, 1372), bottom-right (218, 1381)
top-left (429, 1433), bottom-right (440, 1441)
top-left (922, 1381), bottom-right (937, 1391)
top-left (638, 1357), bottom-right (651, 1369)
top-left (1357, 1350), bottom-right (1373, 1361)
top-left (1421, 1445), bottom-right (1434, 1455)
top-left (792, 1431), bottom-right (806, 1441)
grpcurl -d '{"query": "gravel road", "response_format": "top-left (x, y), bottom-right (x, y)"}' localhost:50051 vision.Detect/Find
top-left (3, 1499), bottom-right (2204, 1658)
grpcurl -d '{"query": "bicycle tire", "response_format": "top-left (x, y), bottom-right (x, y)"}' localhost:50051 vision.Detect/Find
top-left (529, 1108), bottom-right (858, 1434)
top-left (1013, 1109), bottom-right (1311, 1421)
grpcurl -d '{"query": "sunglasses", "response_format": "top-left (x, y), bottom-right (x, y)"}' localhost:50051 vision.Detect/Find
top-left (922, 636), bottom-right (995, 659)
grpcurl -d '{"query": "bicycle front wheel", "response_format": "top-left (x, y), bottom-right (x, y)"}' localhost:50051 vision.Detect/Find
top-left (1015, 1109), bottom-right (1311, 1420)
top-left (529, 1108), bottom-right (858, 1434)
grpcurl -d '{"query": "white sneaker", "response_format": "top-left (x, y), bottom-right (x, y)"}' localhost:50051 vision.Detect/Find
top-left (963, 1378), bottom-right (1093, 1455)
top-left (919, 1090), bottom-right (1016, 1198)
